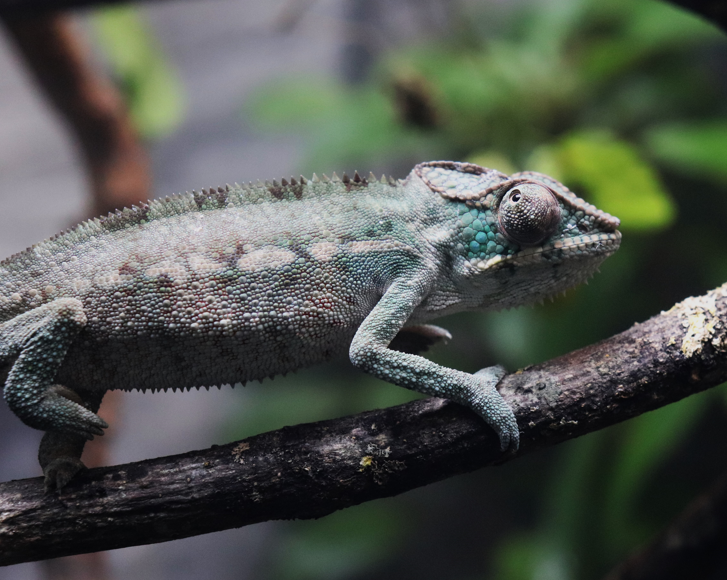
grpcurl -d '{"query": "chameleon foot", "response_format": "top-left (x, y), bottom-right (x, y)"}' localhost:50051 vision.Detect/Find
top-left (31, 385), bottom-right (108, 440)
top-left (43, 457), bottom-right (87, 492)
top-left (39, 418), bottom-right (102, 491)
top-left (471, 365), bottom-right (519, 452)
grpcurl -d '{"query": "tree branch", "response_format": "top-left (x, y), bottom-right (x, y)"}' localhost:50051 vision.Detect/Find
top-left (0, 283), bottom-right (725, 565)
top-left (1, 13), bottom-right (152, 216)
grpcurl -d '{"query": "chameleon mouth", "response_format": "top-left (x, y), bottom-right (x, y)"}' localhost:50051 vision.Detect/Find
top-left (472, 230), bottom-right (621, 271)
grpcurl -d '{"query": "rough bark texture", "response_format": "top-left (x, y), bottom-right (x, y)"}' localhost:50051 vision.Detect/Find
top-left (0, 283), bottom-right (726, 566)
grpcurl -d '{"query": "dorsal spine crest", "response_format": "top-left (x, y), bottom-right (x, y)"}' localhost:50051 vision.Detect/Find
top-left (0, 168), bottom-right (404, 267)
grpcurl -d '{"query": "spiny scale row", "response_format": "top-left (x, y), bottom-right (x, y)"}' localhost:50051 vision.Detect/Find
top-left (1, 170), bottom-right (400, 267)
top-left (185, 170), bottom-right (398, 198)
top-left (107, 170), bottom-right (401, 229)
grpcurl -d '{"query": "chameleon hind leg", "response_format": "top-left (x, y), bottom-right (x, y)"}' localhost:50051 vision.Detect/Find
top-left (0, 298), bottom-right (109, 488)
top-left (39, 388), bottom-right (106, 490)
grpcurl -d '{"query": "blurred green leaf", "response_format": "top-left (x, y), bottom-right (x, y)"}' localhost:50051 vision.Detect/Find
top-left (624, 0), bottom-right (722, 47)
top-left (91, 6), bottom-right (185, 138)
top-left (248, 78), bottom-right (436, 168)
top-left (468, 150), bottom-right (517, 175)
top-left (532, 131), bottom-right (676, 230)
top-left (525, 144), bottom-right (565, 182)
top-left (602, 393), bottom-right (709, 554)
top-left (275, 503), bottom-right (404, 580)
top-left (226, 371), bottom-right (419, 444)
top-left (494, 534), bottom-right (572, 580)
top-left (643, 122), bottom-right (727, 183)
top-left (580, 0), bottom-right (720, 84)
top-left (226, 380), bottom-right (346, 442)
top-left (481, 309), bottom-right (537, 365)
top-left (494, 434), bottom-right (606, 580)
top-left (249, 79), bottom-right (346, 128)
top-left (545, 434), bottom-right (604, 546)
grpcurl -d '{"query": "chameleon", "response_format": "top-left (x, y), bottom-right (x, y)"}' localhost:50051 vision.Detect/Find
top-left (0, 161), bottom-right (620, 490)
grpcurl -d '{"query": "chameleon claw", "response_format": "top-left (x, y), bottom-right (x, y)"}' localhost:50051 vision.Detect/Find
top-left (471, 365), bottom-right (519, 453)
top-left (43, 457), bottom-right (87, 492)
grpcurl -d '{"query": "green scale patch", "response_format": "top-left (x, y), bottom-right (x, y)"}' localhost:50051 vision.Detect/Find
top-left (455, 201), bottom-right (604, 263)
top-left (556, 207), bottom-right (597, 237)
top-left (456, 204), bottom-right (518, 261)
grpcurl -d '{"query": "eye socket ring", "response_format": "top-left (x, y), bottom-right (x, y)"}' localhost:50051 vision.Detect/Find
top-left (497, 183), bottom-right (560, 246)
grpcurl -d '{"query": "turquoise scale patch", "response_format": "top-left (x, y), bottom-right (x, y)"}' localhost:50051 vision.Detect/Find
top-left (456, 203), bottom-right (519, 262)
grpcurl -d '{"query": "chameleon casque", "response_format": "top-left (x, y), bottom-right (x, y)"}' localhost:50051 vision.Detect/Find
top-left (0, 161), bottom-right (620, 489)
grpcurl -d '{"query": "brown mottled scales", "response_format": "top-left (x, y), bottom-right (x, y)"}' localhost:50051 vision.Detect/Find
top-left (0, 161), bottom-right (620, 489)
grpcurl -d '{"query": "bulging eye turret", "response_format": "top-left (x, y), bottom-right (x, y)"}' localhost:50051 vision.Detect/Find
top-left (497, 183), bottom-right (561, 246)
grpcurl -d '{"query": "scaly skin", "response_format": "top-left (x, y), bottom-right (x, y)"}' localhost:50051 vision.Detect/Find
top-left (0, 161), bottom-right (620, 489)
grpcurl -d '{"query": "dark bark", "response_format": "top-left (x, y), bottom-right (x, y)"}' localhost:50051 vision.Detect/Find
top-left (0, 283), bottom-right (726, 566)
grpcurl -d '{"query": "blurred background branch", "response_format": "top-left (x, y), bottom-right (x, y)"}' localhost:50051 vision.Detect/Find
top-left (603, 469), bottom-right (727, 580)
top-left (1, 13), bottom-right (151, 215)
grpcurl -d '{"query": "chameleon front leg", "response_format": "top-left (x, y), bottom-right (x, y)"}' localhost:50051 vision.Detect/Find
top-left (350, 279), bottom-right (519, 451)
top-left (1, 298), bottom-right (109, 488)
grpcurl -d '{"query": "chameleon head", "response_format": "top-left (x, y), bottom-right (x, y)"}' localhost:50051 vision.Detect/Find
top-left (414, 161), bottom-right (621, 310)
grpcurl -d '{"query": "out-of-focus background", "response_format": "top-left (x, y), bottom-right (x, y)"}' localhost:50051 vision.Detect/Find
top-left (0, 0), bottom-right (726, 579)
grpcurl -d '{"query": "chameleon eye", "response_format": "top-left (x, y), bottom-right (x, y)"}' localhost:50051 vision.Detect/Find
top-left (497, 183), bottom-right (561, 246)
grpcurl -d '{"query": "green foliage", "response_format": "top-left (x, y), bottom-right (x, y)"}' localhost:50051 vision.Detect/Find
top-left (644, 122), bottom-right (727, 183)
top-left (91, 6), bottom-right (185, 138)
top-left (529, 131), bottom-right (675, 230)
top-left (602, 393), bottom-right (709, 555)
top-left (273, 502), bottom-right (405, 580)
top-left (248, 79), bottom-right (436, 169)
top-left (225, 369), bottom-right (419, 444)
top-left (494, 533), bottom-right (572, 580)
top-left (497, 433), bottom-right (606, 580)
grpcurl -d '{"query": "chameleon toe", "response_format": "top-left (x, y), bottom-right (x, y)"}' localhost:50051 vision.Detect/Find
top-left (43, 457), bottom-right (86, 492)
